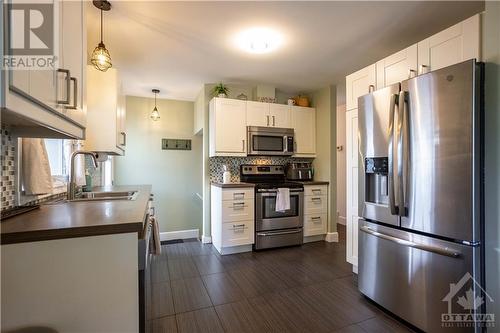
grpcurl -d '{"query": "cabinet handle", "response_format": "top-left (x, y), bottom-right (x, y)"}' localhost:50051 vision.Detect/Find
top-left (368, 84), bottom-right (375, 93)
top-left (408, 69), bottom-right (417, 78)
top-left (311, 216), bottom-right (321, 222)
top-left (312, 189), bottom-right (322, 193)
top-left (232, 224), bottom-right (246, 229)
top-left (65, 77), bottom-right (78, 110)
top-left (311, 197), bottom-right (321, 202)
top-left (121, 132), bottom-right (126, 146)
top-left (419, 64), bottom-right (429, 75)
top-left (266, 115), bottom-right (270, 126)
top-left (233, 192), bottom-right (245, 199)
top-left (242, 139), bottom-right (245, 152)
top-left (272, 116), bottom-right (275, 126)
top-left (56, 69), bottom-right (70, 105)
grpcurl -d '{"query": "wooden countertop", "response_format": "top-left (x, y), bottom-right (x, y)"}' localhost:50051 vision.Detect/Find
top-left (1, 185), bottom-right (152, 245)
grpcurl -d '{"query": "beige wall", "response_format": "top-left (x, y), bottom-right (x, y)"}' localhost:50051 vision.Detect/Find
top-left (312, 86), bottom-right (337, 233)
top-left (114, 96), bottom-right (202, 233)
top-left (482, 2), bottom-right (500, 328)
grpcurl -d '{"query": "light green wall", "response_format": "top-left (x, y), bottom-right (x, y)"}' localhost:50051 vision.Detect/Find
top-left (482, 2), bottom-right (500, 328)
top-left (114, 96), bottom-right (203, 233)
top-left (312, 86), bottom-right (337, 233)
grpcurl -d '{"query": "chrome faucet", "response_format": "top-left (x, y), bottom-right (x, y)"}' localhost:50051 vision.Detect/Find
top-left (68, 151), bottom-right (98, 200)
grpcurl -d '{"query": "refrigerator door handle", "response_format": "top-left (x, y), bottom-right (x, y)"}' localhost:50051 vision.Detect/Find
top-left (388, 93), bottom-right (399, 215)
top-left (360, 226), bottom-right (461, 258)
top-left (397, 91), bottom-right (409, 216)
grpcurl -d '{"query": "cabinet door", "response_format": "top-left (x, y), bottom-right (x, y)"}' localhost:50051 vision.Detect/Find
top-left (346, 109), bottom-right (359, 268)
top-left (214, 98), bottom-right (247, 154)
top-left (417, 15), bottom-right (480, 74)
top-left (376, 44), bottom-right (418, 88)
top-left (246, 101), bottom-right (269, 127)
top-left (116, 91), bottom-right (126, 149)
top-left (346, 64), bottom-right (376, 111)
top-left (291, 106), bottom-right (316, 156)
top-left (269, 104), bottom-right (291, 128)
top-left (59, 0), bottom-right (85, 125)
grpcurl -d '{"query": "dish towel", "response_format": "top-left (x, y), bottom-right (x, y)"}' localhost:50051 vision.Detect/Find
top-left (150, 216), bottom-right (161, 256)
top-left (21, 138), bottom-right (53, 195)
top-left (275, 187), bottom-right (290, 212)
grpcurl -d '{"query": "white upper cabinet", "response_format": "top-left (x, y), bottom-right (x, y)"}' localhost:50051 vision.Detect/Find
top-left (209, 98), bottom-right (247, 157)
top-left (246, 101), bottom-right (270, 127)
top-left (376, 44), bottom-right (418, 88)
top-left (269, 104), bottom-right (291, 128)
top-left (346, 64), bottom-right (376, 111)
top-left (58, 0), bottom-right (86, 126)
top-left (417, 14), bottom-right (480, 74)
top-left (246, 101), bottom-right (291, 128)
top-left (2, 0), bottom-right (86, 139)
top-left (85, 66), bottom-right (125, 155)
top-left (291, 106), bottom-right (316, 157)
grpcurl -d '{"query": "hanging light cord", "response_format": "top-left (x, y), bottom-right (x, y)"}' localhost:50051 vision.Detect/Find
top-left (100, 7), bottom-right (103, 43)
top-left (154, 91), bottom-right (157, 108)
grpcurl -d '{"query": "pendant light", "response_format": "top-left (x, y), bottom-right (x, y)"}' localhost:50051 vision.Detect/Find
top-left (90, 0), bottom-right (112, 72)
top-left (151, 89), bottom-right (160, 121)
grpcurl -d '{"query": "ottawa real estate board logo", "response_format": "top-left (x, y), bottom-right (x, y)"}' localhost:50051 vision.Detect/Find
top-left (442, 272), bottom-right (495, 328)
top-left (3, 2), bottom-right (57, 70)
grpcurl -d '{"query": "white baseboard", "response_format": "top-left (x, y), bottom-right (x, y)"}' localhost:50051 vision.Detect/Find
top-left (201, 235), bottom-right (212, 244)
top-left (337, 216), bottom-right (346, 225)
top-left (325, 232), bottom-right (339, 243)
top-left (160, 229), bottom-right (199, 242)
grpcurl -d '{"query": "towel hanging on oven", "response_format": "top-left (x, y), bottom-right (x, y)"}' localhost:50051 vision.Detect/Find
top-left (275, 188), bottom-right (290, 212)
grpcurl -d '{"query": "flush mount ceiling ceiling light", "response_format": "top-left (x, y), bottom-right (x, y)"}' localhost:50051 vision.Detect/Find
top-left (90, 0), bottom-right (112, 72)
top-left (150, 89), bottom-right (160, 121)
top-left (235, 27), bottom-right (284, 54)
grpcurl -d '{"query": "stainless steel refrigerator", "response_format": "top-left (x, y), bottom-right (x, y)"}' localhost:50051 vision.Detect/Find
top-left (357, 60), bottom-right (486, 333)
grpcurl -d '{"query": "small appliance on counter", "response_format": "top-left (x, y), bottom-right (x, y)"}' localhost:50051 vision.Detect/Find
top-left (286, 162), bottom-right (313, 181)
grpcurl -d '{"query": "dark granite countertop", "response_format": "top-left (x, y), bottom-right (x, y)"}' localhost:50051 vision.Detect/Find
top-left (211, 182), bottom-right (256, 188)
top-left (1, 185), bottom-right (151, 245)
top-left (295, 180), bottom-right (330, 185)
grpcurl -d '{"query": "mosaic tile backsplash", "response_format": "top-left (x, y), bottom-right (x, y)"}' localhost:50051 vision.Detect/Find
top-left (209, 156), bottom-right (314, 183)
top-left (1, 127), bottom-right (16, 211)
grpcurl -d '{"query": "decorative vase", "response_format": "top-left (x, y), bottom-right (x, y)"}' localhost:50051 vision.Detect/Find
top-left (297, 95), bottom-right (309, 107)
top-left (218, 93), bottom-right (227, 98)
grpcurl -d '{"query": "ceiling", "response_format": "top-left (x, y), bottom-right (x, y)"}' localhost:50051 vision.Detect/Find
top-left (86, 1), bottom-right (484, 101)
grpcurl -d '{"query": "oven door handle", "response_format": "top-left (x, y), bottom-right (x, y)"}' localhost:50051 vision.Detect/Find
top-left (257, 229), bottom-right (302, 237)
top-left (259, 191), bottom-right (303, 197)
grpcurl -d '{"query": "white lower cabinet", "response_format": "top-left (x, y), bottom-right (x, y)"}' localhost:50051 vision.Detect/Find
top-left (211, 185), bottom-right (255, 255)
top-left (303, 185), bottom-right (328, 237)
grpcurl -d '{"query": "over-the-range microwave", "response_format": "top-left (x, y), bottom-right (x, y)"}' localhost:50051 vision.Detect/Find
top-left (247, 126), bottom-right (294, 156)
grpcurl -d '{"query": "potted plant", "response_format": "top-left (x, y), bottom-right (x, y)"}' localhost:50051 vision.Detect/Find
top-left (213, 83), bottom-right (229, 98)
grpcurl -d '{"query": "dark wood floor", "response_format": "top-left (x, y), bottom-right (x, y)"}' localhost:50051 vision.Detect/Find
top-left (146, 225), bottom-right (414, 333)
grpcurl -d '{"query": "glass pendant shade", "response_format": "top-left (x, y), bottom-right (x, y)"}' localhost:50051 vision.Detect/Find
top-left (91, 42), bottom-right (112, 72)
top-left (150, 106), bottom-right (160, 121)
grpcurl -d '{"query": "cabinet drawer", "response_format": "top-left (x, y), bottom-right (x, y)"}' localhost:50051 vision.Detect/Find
top-left (304, 213), bottom-right (327, 236)
top-left (304, 195), bottom-right (327, 214)
top-left (221, 199), bottom-right (254, 222)
top-left (222, 188), bottom-right (254, 201)
top-left (304, 185), bottom-right (328, 197)
top-left (221, 220), bottom-right (254, 247)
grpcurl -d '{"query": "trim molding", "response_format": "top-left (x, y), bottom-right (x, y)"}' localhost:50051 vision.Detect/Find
top-left (337, 216), bottom-right (346, 225)
top-left (325, 232), bottom-right (339, 243)
top-left (201, 235), bottom-right (212, 244)
top-left (160, 229), bottom-right (199, 242)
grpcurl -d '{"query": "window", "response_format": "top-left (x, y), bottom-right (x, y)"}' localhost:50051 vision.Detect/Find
top-left (44, 139), bottom-right (68, 177)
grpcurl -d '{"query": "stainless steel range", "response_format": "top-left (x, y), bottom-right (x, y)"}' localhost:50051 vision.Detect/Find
top-left (240, 165), bottom-right (304, 250)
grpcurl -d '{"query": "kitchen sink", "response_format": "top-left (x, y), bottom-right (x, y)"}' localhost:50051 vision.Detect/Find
top-left (70, 191), bottom-right (138, 202)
